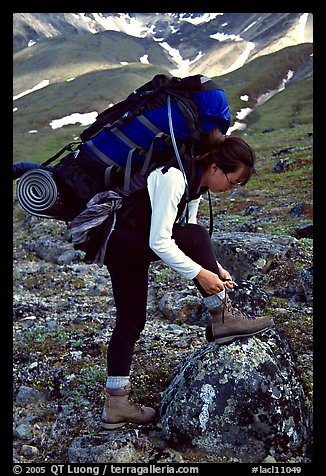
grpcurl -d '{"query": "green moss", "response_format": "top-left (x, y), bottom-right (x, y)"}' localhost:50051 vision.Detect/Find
top-left (22, 325), bottom-right (69, 345)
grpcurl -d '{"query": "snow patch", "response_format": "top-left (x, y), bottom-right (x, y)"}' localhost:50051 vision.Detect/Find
top-left (139, 54), bottom-right (149, 64)
top-left (79, 13), bottom-right (97, 34)
top-left (297, 13), bottom-right (310, 42)
top-left (236, 107), bottom-right (253, 121)
top-left (210, 32), bottom-right (243, 42)
top-left (256, 70), bottom-right (294, 106)
top-left (178, 13), bottom-right (223, 25)
top-left (13, 80), bottom-right (50, 101)
top-left (228, 70), bottom-right (294, 134)
top-left (242, 21), bottom-right (257, 34)
top-left (49, 111), bottom-right (98, 129)
top-left (159, 42), bottom-right (204, 77)
top-left (170, 25), bottom-right (179, 34)
top-left (90, 12), bottom-right (146, 38)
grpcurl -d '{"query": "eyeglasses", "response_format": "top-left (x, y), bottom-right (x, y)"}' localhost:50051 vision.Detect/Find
top-left (223, 172), bottom-right (242, 188)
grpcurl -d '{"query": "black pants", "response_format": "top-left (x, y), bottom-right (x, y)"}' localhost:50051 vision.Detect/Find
top-left (104, 223), bottom-right (220, 376)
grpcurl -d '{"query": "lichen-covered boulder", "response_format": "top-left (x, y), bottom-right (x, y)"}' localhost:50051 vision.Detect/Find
top-left (211, 232), bottom-right (301, 282)
top-left (226, 280), bottom-right (270, 315)
top-left (160, 329), bottom-right (312, 462)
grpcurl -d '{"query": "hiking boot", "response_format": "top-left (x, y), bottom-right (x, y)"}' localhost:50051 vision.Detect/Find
top-left (205, 294), bottom-right (274, 344)
top-left (101, 384), bottom-right (156, 429)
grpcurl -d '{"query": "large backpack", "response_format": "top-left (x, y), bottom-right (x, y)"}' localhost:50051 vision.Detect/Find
top-left (16, 74), bottom-right (230, 222)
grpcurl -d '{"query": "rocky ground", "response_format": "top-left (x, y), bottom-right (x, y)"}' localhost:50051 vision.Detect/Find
top-left (12, 127), bottom-right (313, 464)
top-left (12, 214), bottom-right (215, 463)
top-left (12, 216), bottom-right (313, 464)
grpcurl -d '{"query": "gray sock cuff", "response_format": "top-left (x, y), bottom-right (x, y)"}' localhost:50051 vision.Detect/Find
top-left (203, 290), bottom-right (225, 311)
top-left (106, 376), bottom-right (130, 390)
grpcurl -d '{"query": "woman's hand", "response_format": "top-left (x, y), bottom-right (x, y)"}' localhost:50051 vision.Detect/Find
top-left (216, 262), bottom-right (235, 290)
top-left (195, 268), bottom-right (226, 295)
top-left (216, 262), bottom-right (231, 280)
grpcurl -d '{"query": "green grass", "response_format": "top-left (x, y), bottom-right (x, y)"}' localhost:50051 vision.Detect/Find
top-left (245, 77), bottom-right (313, 132)
top-left (204, 125), bottom-right (313, 236)
top-left (13, 126), bottom-right (84, 164)
top-left (22, 326), bottom-right (69, 344)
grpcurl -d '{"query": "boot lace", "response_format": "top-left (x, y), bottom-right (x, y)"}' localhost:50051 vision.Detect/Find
top-left (222, 294), bottom-right (256, 322)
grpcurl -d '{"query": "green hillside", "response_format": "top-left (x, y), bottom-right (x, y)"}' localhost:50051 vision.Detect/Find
top-left (13, 30), bottom-right (173, 96)
top-left (213, 43), bottom-right (313, 112)
top-left (13, 63), bottom-right (171, 132)
top-left (244, 76), bottom-right (313, 131)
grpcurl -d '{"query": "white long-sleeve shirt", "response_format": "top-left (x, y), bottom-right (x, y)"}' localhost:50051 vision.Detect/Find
top-left (147, 166), bottom-right (202, 280)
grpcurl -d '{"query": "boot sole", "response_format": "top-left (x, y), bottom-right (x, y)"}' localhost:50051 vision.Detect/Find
top-left (206, 319), bottom-right (274, 344)
top-left (101, 419), bottom-right (126, 429)
top-left (101, 417), bottom-right (156, 430)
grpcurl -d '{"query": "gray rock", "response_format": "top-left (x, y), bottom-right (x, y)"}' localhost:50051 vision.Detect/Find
top-left (235, 221), bottom-right (258, 233)
top-left (13, 422), bottom-right (33, 440)
top-left (87, 284), bottom-right (109, 296)
top-left (16, 386), bottom-right (47, 405)
top-left (20, 445), bottom-right (39, 457)
top-left (28, 235), bottom-right (72, 264)
top-left (289, 203), bottom-right (307, 218)
top-left (272, 157), bottom-right (293, 173)
top-left (211, 232), bottom-right (300, 282)
top-left (263, 455), bottom-right (278, 463)
top-left (300, 267), bottom-right (313, 306)
top-left (160, 329), bottom-right (312, 462)
top-left (57, 249), bottom-right (78, 265)
top-left (158, 292), bottom-right (206, 325)
top-left (243, 205), bottom-right (261, 216)
top-left (68, 432), bottom-right (138, 463)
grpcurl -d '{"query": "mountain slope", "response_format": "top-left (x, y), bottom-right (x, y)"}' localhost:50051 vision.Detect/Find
top-left (13, 63), bottom-right (171, 133)
top-left (214, 43), bottom-right (313, 114)
top-left (244, 75), bottom-right (313, 132)
top-left (13, 30), bottom-right (174, 96)
top-left (13, 43), bottom-right (312, 135)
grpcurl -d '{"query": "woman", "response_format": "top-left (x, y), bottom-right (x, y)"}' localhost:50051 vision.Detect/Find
top-left (100, 133), bottom-right (274, 429)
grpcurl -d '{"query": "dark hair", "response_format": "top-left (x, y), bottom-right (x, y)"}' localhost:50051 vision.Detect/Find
top-left (198, 135), bottom-right (257, 186)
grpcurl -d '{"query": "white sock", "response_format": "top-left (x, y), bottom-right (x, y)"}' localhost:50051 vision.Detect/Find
top-left (203, 289), bottom-right (226, 311)
top-left (106, 376), bottom-right (130, 390)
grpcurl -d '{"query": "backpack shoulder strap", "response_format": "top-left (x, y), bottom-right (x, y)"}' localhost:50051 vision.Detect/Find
top-left (41, 141), bottom-right (82, 166)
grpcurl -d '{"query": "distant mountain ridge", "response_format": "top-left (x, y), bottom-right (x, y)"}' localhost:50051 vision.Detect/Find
top-left (13, 12), bottom-right (313, 159)
top-left (13, 12), bottom-right (313, 80)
